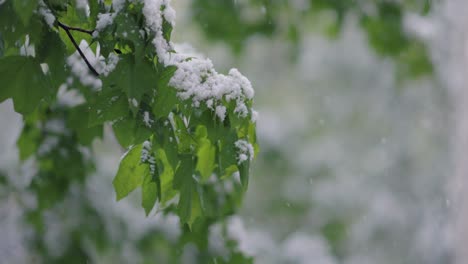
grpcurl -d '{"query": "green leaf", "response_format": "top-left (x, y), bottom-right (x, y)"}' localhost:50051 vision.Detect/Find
top-left (111, 113), bottom-right (152, 148)
top-left (0, 2), bottom-right (43, 50)
top-left (178, 176), bottom-right (202, 228)
top-left (112, 116), bottom-right (136, 148)
top-left (173, 155), bottom-right (202, 227)
top-left (13, 0), bottom-right (38, 26)
top-left (104, 54), bottom-right (158, 102)
top-left (36, 28), bottom-right (68, 89)
top-left (88, 89), bottom-right (128, 126)
top-left (154, 148), bottom-right (177, 205)
top-left (238, 159), bottom-right (250, 191)
top-left (152, 65), bottom-right (178, 119)
top-left (0, 56), bottom-right (49, 114)
top-left (113, 144), bottom-right (149, 200)
top-left (142, 172), bottom-right (158, 216)
top-left (162, 16), bottom-right (173, 42)
top-left (68, 104), bottom-right (103, 145)
top-left (17, 124), bottom-right (40, 161)
top-left (195, 126), bottom-right (215, 181)
top-left (174, 155), bottom-right (193, 190)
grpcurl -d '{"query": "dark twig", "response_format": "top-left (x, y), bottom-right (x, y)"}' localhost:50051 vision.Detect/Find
top-left (57, 21), bottom-right (99, 76)
top-left (57, 21), bottom-right (94, 35)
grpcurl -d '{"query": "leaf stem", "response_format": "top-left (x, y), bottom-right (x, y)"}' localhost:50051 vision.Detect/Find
top-left (57, 21), bottom-right (99, 76)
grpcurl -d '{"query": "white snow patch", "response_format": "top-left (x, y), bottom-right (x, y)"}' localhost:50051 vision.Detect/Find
top-left (215, 105), bottom-right (226, 121)
top-left (235, 140), bottom-right (254, 164)
top-left (143, 111), bottom-right (153, 127)
top-left (57, 85), bottom-right (86, 107)
top-left (38, 1), bottom-right (56, 28)
top-left (142, 0), bottom-right (254, 119)
top-left (19, 35), bottom-right (35, 57)
top-left (94, 13), bottom-right (117, 36)
top-left (66, 40), bottom-right (102, 90)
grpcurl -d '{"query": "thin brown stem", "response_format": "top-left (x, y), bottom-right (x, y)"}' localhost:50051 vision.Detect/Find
top-left (57, 21), bottom-right (94, 35)
top-left (57, 20), bottom-right (99, 76)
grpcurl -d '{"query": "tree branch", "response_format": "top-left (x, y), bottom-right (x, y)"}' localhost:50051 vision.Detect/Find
top-left (57, 21), bottom-right (99, 76)
top-left (57, 21), bottom-right (94, 35)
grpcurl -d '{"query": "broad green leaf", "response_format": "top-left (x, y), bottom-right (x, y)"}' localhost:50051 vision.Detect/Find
top-left (112, 116), bottom-right (136, 148)
top-left (162, 15), bottom-right (173, 42)
top-left (173, 114), bottom-right (195, 153)
top-left (142, 172), bottom-right (158, 216)
top-left (88, 89), bottom-right (128, 126)
top-left (174, 155), bottom-right (193, 190)
top-left (104, 54), bottom-right (158, 103)
top-left (238, 160), bottom-right (250, 191)
top-left (36, 28), bottom-right (68, 89)
top-left (111, 113), bottom-right (152, 148)
top-left (113, 144), bottom-right (149, 200)
top-left (152, 65), bottom-right (178, 119)
top-left (195, 126), bottom-right (215, 181)
top-left (88, 0), bottom-right (101, 27)
top-left (218, 130), bottom-right (238, 176)
top-left (0, 33), bottom-right (4, 57)
top-left (178, 176), bottom-right (202, 228)
top-left (68, 104), bottom-right (103, 145)
top-left (13, 0), bottom-right (38, 26)
top-left (155, 148), bottom-right (177, 205)
top-left (0, 56), bottom-right (49, 114)
top-left (173, 155), bottom-right (202, 227)
top-left (114, 10), bottom-right (145, 57)
top-left (17, 124), bottom-right (40, 161)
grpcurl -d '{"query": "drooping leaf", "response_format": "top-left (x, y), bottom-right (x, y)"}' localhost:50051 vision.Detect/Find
top-left (113, 144), bottom-right (149, 200)
top-left (104, 54), bottom-right (158, 103)
top-left (178, 175), bottom-right (202, 228)
top-left (152, 65), bottom-right (178, 119)
top-left (88, 89), bottom-right (128, 126)
top-left (0, 56), bottom-right (49, 114)
top-left (68, 104), bottom-right (103, 145)
top-left (36, 28), bottom-right (68, 88)
top-left (154, 148), bottom-right (177, 205)
top-left (195, 126), bottom-right (216, 181)
top-left (142, 171), bottom-right (158, 216)
top-left (17, 124), bottom-right (40, 161)
top-left (13, 0), bottom-right (38, 26)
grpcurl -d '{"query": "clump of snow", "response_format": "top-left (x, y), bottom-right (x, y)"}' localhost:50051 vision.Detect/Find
top-left (141, 140), bottom-right (156, 175)
top-left (215, 105), bottom-right (226, 121)
top-left (40, 63), bottom-right (49, 74)
top-left (67, 40), bottom-right (102, 90)
top-left (142, 0), bottom-right (254, 121)
top-left (251, 109), bottom-right (259, 123)
top-left (99, 52), bottom-right (120, 76)
top-left (140, 140), bottom-right (152, 163)
top-left (92, 0), bottom-right (129, 34)
top-left (112, 0), bottom-right (127, 12)
top-left (143, 111), bottom-right (154, 128)
top-left (235, 140), bottom-right (254, 164)
top-left (131, 98), bottom-right (138, 108)
top-left (19, 35), bottom-right (35, 57)
top-left (75, 0), bottom-right (90, 16)
top-left (38, 136), bottom-right (59, 156)
top-left (38, 0), bottom-right (55, 28)
top-left (168, 59), bottom-right (254, 119)
top-left (93, 13), bottom-right (117, 37)
top-left (44, 119), bottom-right (67, 134)
top-left (67, 40), bottom-right (119, 90)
